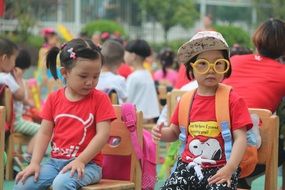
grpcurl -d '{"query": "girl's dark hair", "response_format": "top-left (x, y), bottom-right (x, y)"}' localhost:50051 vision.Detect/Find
top-left (46, 38), bottom-right (103, 80)
top-left (158, 48), bottom-right (175, 77)
top-left (125, 39), bottom-right (151, 58)
top-left (253, 18), bottom-right (285, 59)
top-left (185, 50), bottom-right (231, 80)
top-left (15, 49), bottom-right (31, 70)
top-left (0, 38), bottom-right (18, 56)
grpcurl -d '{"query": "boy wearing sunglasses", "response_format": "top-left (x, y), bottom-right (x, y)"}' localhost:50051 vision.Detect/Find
top-left (152, 31), bottom-right (252, 190)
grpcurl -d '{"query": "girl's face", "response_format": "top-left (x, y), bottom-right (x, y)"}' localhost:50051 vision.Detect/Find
top-left (0, 52), bottom-right (17, 73)
top-left (192, 50), bottom-right (226, 92)
top-left (63, 58), bottom-right (102, 100)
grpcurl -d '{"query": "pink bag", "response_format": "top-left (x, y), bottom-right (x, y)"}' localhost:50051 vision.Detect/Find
top-left (102, 103), bottom-right (157, 190)
top-left (121, 103), bottom-right (157, 190)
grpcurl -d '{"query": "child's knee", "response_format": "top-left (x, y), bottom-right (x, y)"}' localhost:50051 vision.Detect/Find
top-left (52, 176), bottom-right (77, 190)
top-left (13, 177), bottom-right (39, 190)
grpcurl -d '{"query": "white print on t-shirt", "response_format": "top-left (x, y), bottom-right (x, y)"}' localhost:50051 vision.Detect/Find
top-left (54, 113), bottom-right (94, 145)
top-left (52, 143), bottom-right (80, 158)
top-left (52, 113), bottom-right (94, 158)
top-left (189, 138), bottom-right (222, 161)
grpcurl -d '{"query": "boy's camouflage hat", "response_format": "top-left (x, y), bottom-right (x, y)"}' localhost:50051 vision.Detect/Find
top-left (177, 31), bottom-right (230, 65)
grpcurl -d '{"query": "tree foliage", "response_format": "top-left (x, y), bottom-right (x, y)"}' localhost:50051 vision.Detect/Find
top-left (139, 0), bottom-right (199, 42)
top-left (252, 0), bottom-right (285, 22)
top-left (215, 25), bottom-right (251, 48)
top-left (81, 20), bottom-right (125, 37)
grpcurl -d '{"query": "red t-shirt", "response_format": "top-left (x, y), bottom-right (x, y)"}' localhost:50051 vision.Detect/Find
top-left (171, 91), bottom-right (252, 168)
top-left (117, 63), bottom-right (133, 79)
top-left (41, 88), bottom-right (116, 166)
top-left (224, 54), bottom-right (285, 112)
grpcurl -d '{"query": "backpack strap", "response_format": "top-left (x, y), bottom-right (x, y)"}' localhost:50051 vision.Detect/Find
top-left (178, 83), bottom-right (232, 161)
top-left (215, 83), bottom-right (232, 161)
top-left (121, 103), bottom-right (143, 161)
top-left (178, 89), bottom-right (196, 154)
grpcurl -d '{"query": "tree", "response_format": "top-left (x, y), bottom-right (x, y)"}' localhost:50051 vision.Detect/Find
top-left (252, 0), bottom-right (285, 22)
top-left (139, 0), bottom-right (199, 43)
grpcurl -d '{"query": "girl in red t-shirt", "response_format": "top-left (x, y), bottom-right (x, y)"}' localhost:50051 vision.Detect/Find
top-left (152, 31), bottom-right (252, 190)
top-left (14, 39), bottom-right (116, 190)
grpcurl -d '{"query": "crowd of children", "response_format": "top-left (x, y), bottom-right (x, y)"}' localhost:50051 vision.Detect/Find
top-left (0, 18), bottom-right (284, 190)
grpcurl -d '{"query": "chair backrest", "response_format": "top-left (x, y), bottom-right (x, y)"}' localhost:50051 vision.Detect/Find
top-left (0, 106), bottom-right (5, 190)
top-left (102, 105), bottom-right (143, 189)
top-left (248, 108), bottom-right (279, 190)
top-left (166, 90), bottom-right (186, 121)
top-left (0, 86), bottom-right (13, 132)
top-left (109, 91), bottom-right (118, 104)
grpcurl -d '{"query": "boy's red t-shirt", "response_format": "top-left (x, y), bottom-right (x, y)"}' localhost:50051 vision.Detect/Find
top-left (171, 91), bottom-right (252, 168)
top-left (117, 63), bottom-right (133, 79)
top-left (41, 88), bottom-right (116, 166)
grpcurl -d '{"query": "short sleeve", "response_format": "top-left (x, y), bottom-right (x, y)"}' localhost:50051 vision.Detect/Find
top-left (170, 102), bottom-right (180, 126)
top-left (230, 91), bottom-right (253, 131)
top-left (95, 93), bottom-right (116, 123)
top-left (4, 73), bottom-right (19, 93)
top-left (40, 93), bottom-right (53, 121)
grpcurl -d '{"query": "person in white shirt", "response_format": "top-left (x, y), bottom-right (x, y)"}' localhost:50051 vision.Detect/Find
top-left (96, 39), bottom-right (127, 103)
top-left (124, 39), bottom-right (160, 121)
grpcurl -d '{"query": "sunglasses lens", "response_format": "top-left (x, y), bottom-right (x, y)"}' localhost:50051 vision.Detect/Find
top-left (193, 60), bottom-right (209, 73)
top-left (214, 59), bottom-right (228, 73)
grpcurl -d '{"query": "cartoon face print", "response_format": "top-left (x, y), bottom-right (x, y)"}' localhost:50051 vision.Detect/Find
top-left (188, 138), bottom-right (222, 160)
top-left (189, 139), bottom-right (203, 156)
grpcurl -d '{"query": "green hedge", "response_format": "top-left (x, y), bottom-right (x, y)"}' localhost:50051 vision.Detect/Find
top-left (215, 25), bottom-right (252, 48)
top-left (81, 20), bottom-right (125, 37)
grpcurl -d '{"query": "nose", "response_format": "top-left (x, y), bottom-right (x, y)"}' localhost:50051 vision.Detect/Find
top-left (208, 64), bottom-right (215, 73)
top-left (85, 79), bottom-right (94, 86)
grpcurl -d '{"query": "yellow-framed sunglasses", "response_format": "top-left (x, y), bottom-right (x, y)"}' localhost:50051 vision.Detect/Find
top-left (191, 58), bottom-right (230, 74)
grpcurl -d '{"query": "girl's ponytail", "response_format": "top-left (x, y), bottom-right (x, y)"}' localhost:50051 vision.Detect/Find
top-left (46, 47), bottom-right (60, 80)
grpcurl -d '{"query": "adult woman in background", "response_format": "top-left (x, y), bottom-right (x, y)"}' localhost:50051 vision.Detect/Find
top-left (223, 18), bottom-right (285, 190)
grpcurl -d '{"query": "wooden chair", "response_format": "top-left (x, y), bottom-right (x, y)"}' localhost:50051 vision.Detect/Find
top-left (248, 108), bottom-right (279, 190)
top-left (165, 92), bottom-right (279, 190)
top-left (0, 86), bottom-right (32, 180)
top-left (0, 106), bottom-right (6, 190)
top-left (109, 91), bottom-right (119, 104)
top-left (81, 105), bottom-right (143, 190)
top-left (166, 90), bottom-right (187, 121)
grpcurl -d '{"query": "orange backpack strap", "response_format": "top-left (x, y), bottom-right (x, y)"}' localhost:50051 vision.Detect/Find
top-left (178, 89), bottom-right (196, 132)
top-left (215, 83), bottom-right (232, 128)
top-left (177, 89), bottom-right (196, 154)
top-left (178, 84), bottom-right (232, 160)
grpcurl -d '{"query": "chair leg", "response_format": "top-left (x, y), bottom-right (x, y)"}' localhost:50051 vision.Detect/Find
top-left (5, 134), bottom-right (14, 180)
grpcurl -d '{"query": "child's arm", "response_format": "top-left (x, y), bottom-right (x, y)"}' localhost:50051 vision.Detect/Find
top-left (152, 123), bottom-right (180, 143)
top-left (61, 120), bottom-right (111, 179)
top-left (15, 119), bottom-right (54, 183)
top-left (11, 68), bottom-right (25, 101)
top-left (208, 127), bottom-right (247, 186)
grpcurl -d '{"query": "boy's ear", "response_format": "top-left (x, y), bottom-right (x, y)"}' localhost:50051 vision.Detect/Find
top-left (1, 54), bottom-right (7, 62)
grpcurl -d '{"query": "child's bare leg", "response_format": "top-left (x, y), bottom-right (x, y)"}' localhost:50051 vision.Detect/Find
top-left (27, 134), bottom-right (37, 154)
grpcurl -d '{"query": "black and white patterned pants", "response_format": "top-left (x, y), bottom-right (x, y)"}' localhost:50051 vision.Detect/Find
top-left (161, 158), bottom-right (240, 190)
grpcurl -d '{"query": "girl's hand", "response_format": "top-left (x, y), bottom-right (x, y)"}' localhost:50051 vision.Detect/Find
top-left (61, 159), bottom-right (85, 179)
top-left (151, 123), bottom-right (163, 144)
top-left (15, 163), bottom-right (41, 184)
top-left (208, 164), bottom-right (235, 187)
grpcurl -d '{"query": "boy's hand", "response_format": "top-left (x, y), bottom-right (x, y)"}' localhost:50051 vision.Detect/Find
top-left (151, 123), bottom-right (163, 144)
top-left (208, 164), bottom-right (235, 187)
top-left (12, 67), bottom-right (23, 81)
top-left (61, 158), bottom-right (85, 179)
top-left (15, 163), bottom-right (41, 184)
